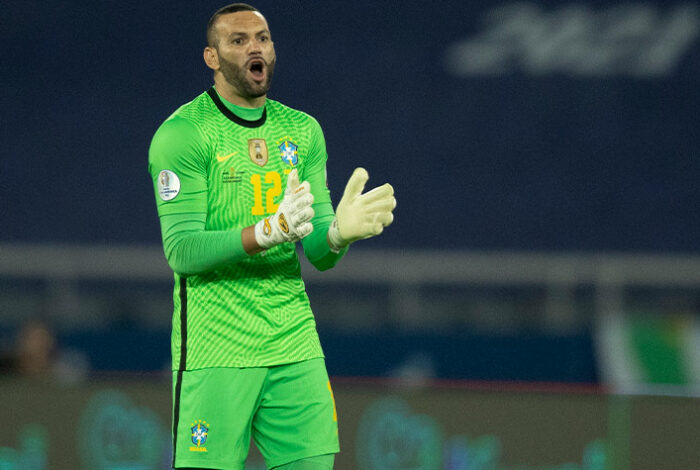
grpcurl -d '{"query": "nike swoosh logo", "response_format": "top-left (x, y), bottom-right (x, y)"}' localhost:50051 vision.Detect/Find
top-left (216, 152), bottom-right (238, 162)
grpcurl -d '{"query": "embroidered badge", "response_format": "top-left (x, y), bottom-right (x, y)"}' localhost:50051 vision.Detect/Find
top-left (189, 420), bottom-right (209, 452)
top-left (248, 139), bottom-right (268, 166)
top-left (277, 137), bottom-right (299, 166)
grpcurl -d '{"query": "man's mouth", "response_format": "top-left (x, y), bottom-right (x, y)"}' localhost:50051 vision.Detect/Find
top-left (248, 58), bottom-right (266, 82)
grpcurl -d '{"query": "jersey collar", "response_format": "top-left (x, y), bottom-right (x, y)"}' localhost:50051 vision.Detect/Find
top-left (207, 87), bottom-right (267, 128)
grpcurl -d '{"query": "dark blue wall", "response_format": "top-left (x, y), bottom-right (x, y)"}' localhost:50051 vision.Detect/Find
top-left (2, 0), bottom-right (699, 252)
top-left (58, 328), bottom-right (597, 383)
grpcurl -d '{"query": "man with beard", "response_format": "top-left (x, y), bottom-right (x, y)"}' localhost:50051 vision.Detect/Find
top-left (148, 4), bottom-right (396, 470)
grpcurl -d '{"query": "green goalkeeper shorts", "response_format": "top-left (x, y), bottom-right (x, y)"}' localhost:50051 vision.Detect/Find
top-left (172, 358), bottom-right (339, 469)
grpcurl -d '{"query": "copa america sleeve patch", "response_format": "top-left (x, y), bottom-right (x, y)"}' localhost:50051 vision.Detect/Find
top-left (157, 170), bottom-right (181, 201)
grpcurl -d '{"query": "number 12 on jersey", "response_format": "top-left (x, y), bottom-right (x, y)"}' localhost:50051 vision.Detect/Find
top-left (250, 171), bottom-right (282, 216)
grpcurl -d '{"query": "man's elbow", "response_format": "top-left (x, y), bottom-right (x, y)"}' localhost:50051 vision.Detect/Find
top-left (306, 252), bottom-right (342, 272)
top-left (163, 242), bottom-right (195, 276)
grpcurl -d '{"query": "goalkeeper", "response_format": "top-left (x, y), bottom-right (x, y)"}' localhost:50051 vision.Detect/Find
top-left (147, 3), bottom-right (395, 470)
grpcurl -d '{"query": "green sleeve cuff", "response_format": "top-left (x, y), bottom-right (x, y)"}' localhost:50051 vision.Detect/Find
top-left (301, 203), bottom-right (347, 271)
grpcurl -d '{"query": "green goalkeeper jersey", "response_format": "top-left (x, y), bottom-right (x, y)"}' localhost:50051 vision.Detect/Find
top-left (148, 88), bottom-right (346, 371)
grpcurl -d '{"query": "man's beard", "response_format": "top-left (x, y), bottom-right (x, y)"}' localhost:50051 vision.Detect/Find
top-left (219, 55), bottom-right (275, 99)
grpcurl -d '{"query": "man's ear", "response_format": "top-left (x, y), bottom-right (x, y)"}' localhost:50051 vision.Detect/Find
top-left (204, 46), bottom-right (220, 71)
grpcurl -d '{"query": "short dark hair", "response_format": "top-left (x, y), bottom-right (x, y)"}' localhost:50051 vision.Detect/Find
top-left (207, 3), bottom-right (259, 47)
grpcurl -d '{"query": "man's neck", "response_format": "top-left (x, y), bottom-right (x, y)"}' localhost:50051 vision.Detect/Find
top-left (214, 77), bottom-right (266, 108)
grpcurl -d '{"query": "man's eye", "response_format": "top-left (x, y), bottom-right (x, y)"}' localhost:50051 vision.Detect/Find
top-left (233, 38), bottom-right (244, 45)
top-left (259, 35), bottom-right (269, 42)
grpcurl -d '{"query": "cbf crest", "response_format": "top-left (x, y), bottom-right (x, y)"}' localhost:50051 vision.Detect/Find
top-left (277, 137), bottom-right (299, 166)
top-left (190, 420), bottom-right (209, 452)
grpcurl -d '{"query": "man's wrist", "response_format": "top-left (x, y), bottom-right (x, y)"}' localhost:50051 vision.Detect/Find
top-left (242, 225), bottom-right (265, 255)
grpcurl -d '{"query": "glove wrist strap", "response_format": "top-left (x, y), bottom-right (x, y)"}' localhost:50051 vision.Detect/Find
top-left (254, 216), bottom-right (276, 250)
top-left (327, 218), bottom-right (347, 253)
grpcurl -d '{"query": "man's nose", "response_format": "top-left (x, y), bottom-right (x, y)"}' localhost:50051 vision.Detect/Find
top-left (248, 40), bottom-right (262, 54)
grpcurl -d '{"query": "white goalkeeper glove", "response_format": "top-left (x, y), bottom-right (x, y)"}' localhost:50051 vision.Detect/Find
top-left (254, 169), bottom-right (315, 249)
top-left (327, 167), bottom-right (396, 251)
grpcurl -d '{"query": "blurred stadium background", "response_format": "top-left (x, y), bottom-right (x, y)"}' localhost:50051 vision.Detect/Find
top-left (1, 0), bottom-right (700, 468)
